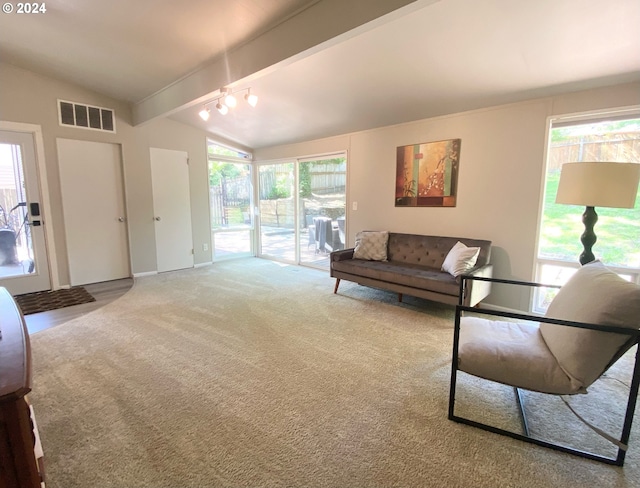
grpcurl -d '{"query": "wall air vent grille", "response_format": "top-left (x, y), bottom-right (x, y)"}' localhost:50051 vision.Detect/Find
top-left (58, 99), bottom-right (116, 133)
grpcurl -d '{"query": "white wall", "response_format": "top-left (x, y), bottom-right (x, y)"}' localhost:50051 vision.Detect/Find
top-left (255, 82), bottom-right (640, 309)
top-left (2, 58), bottom-right (638, 306)
top-left (0, 62), bottom-right (223, 284)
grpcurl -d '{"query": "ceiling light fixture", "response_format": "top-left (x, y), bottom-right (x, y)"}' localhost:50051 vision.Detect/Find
top-left (198, 107), bottom-right (210, 121)
top-left (222, 87), bottom-right (237, 108)
top-left (244, 88), bottom-right (258, 107)
top-left (216, 101), bottom-right (229, 115)
top-left (197, 86), bottom-right (259, 119)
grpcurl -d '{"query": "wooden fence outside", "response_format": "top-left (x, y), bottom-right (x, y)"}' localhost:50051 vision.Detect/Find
top-left (210, 175), bottom-right (251, 227)
top-left (548, 135), bottom-right (640, 172)
top-left (212, 162), bottom-right (346, 228)
top-left (258, 162), bottom-right (346, 199)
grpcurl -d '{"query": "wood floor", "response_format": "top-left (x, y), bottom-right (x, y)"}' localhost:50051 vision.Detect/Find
top-left (25, 278), bottom-right (134, 335)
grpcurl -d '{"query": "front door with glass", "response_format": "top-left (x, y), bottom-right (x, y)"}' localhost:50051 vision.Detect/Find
top-left (0, 130), bottom-right (50, 294)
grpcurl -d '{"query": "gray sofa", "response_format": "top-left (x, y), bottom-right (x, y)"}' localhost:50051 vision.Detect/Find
top-left (330, 233), bottom-right (493, 307)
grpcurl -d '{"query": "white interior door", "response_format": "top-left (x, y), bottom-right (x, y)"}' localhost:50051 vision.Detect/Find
top-left (0, 130), bottom-right (51, 294)
top-left (150, 148), bottom-right (194, 272)
top-left (57, 139), bottom-right (130, 286)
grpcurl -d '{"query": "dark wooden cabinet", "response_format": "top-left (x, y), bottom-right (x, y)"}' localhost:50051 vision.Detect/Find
top-left (0, 287), bottom-right (45, 488)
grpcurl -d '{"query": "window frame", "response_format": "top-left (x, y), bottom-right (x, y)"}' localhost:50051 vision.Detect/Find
top-left (206, 139), bottom-right (255, 261)
top-left (533, 106), bottom-right (640, 313)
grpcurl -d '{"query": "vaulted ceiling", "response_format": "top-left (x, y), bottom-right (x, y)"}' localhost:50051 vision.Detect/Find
top-left (1, 0), bottom-right (639, 149)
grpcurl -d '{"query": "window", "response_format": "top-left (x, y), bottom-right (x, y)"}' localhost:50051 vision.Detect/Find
top-left (207, 140), bottom-right (254, 260)
top-left (208, 142), bottom-right (251, 161)
top-left (534, 112), bottom-right (640, 312)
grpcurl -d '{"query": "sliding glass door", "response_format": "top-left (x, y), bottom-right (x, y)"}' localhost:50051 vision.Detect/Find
top-left (299, 156), bottom-right (346, 267)
top-left (258, 162), bottom-right (296, 261)
top-left (257, 154), bottom-right (346, 268)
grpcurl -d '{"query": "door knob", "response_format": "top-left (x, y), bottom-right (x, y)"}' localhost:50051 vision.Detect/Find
top-left (118, 217), bottom-right (125, 222)
top-left (155, 216), bottom-right (161, 221)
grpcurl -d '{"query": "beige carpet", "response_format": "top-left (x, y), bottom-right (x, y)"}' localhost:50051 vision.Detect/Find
top-left (29, 258), bottom-right (639, 487)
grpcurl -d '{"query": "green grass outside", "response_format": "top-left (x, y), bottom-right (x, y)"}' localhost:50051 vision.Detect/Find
top-left (539, 171), bottom-right (640, 268)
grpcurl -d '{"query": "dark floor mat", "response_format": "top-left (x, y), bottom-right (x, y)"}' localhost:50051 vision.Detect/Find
top-left (15, 287), bottom-right (96, 315)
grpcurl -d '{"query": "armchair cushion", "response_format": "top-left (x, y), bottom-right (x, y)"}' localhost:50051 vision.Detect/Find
top-left (540, 260), bottom-right (640, 391)
top-left (459, 317), bottom-right (575, 394)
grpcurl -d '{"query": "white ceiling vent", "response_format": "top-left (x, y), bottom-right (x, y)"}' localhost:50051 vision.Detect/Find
top-left (58, 99), bottom-right (116, 133)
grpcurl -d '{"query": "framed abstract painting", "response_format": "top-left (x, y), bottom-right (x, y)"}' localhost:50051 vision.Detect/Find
top-left (395, 138), bottom-right (461, 207)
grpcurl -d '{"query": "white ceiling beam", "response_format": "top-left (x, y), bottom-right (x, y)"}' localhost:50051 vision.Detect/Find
top-left (133, 0), bottom-right (436, 125)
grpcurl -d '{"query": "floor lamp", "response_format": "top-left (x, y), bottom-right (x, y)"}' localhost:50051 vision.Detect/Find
top-left (555, 162), bottom-right (640, 265)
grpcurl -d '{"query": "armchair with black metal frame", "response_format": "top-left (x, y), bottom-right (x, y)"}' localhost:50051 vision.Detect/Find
top-left (448, 264), bottom-right (640, 466)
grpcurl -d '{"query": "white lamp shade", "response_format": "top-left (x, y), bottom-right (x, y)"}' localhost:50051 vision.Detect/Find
top-left (555, 162), bottom-right (640, 209)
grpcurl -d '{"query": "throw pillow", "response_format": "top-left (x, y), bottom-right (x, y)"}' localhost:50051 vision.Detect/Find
top-left (441, 241), bottom-right (480, 277)
top-left (353, 231), bottom-right (389, 261)
top-left (540, 260), bottom-right (640, 391)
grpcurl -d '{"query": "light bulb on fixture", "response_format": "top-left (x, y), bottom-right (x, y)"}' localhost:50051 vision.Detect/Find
top-left (198, 107), bottom-right (210, 121)
top-left (244, 89), bottom-right (258, 107)
top-left (216, 101), bottom-right (228, 115)
top-left (224, 93), bottom-right (237, 108)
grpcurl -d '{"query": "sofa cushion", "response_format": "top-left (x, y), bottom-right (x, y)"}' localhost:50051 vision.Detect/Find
top-left (441, 241), bottom-right (480, 277)
top-left (332, 259), bottom-right (459, 297)
top-left (353, 231), bottom-right (389, 261)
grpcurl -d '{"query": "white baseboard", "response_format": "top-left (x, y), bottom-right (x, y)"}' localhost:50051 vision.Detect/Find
top-left (133, 271), bottom-right (158, 278)
top-left (195, 262), bottom-right (213, 268)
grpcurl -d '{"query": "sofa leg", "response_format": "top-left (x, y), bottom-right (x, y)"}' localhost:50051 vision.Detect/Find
top-left (334, 279), bottom-right (341, 294)
top-left (398, 293), bottom-right (403, 302)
